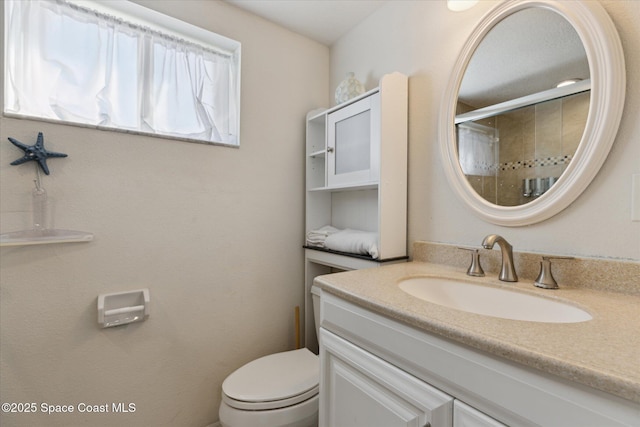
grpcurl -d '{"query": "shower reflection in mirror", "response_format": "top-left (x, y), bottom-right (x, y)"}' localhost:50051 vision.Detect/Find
top-left (456, 88), bottom-right (589, 206)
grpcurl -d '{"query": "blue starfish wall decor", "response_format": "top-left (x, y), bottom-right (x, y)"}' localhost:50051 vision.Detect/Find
top-left (8, 132), bottom-right (67, 175)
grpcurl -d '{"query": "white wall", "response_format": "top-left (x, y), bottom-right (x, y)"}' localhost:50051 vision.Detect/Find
top-left (0, 1), bottom-right (328, 426)
top-left (331, 0), bottom-right (640, 261)
top-left (2, 1), bottom-right (638, 425)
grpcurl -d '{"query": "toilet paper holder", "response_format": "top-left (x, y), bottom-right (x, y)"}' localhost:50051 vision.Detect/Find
top-left (98, 288), bottom-right (150, 328)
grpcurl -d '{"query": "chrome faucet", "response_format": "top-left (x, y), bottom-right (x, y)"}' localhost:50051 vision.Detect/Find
top-left (482, 234), bottom-right (518, 282)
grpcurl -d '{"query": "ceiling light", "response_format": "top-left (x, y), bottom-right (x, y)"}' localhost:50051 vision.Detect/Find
top-left (447, 0), bottom-right (479, 12)
top-left (556, 78), bottom-right (582, 88)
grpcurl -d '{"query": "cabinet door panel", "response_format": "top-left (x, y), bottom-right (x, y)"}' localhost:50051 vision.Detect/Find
top-left (327, 94), bottom-right (380, 187)
top-left (454, 401), bottom-right (507, 427)
top-left (320, 329), bottom-right (453, 427)
top-left (335, 109), bottom-right (371, 175)
top-left (331, 364), bottom-right (424, 427)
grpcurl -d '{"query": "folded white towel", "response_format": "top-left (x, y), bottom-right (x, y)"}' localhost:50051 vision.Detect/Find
top-left (324, 229), bottom-right (379, 259)
top-left (306, 225), bottom-right (340, 247)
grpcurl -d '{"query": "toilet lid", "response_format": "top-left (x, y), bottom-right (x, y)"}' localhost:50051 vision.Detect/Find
top-left (222, 348), bottom-right (319, 405)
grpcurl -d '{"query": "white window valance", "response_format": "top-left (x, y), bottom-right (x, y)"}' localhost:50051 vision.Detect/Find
top-left (4, 0), bottom-right (241, 146)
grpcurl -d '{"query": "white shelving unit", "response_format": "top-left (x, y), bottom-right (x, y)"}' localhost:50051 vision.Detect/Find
top-left (304, 72), bottom-right (408, 352)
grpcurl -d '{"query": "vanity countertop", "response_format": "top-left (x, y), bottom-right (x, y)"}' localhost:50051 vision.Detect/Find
top-left (314, 261), bottom-right (640, 404)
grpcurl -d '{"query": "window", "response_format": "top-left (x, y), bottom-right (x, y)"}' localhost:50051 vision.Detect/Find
top-left (4, 0), bottom-right (241, 146)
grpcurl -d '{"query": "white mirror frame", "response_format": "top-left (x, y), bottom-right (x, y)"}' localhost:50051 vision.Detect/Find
top-left (439, 0), bottom-right (625, 226)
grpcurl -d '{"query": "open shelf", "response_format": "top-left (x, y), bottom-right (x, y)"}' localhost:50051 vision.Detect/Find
top-left (307, 182), bottom-right (378, 192)
top-left (308, 150), bottom-right (326, 158)
top-left (0, 229), bottom-right (94, 247)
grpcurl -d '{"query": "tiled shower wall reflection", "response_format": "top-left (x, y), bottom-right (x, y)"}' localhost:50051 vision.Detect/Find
top-left (457, 92), bottom-right (589, 206)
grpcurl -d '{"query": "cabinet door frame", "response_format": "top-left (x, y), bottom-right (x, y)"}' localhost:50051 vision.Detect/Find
top-left (454, 401), bottom-right (507, 427)
top-left (327, 93), bottom-right (381, 188)
top-left (320, 328), bottom-right (453, 427)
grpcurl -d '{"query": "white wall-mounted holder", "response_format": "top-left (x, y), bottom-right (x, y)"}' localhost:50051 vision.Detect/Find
top-left (98, 289), bottom-right (150, 328)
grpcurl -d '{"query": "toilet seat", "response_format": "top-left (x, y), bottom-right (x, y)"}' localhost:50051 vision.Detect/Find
top-left (222, 348), bottom-right (319, 411)
top-left (223, 385), bottom-right (318, 411)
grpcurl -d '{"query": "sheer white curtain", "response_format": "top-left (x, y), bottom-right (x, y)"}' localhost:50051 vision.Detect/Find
top-left (457, 123), bottom-right (498, 176)
top-left (4, 0), bottom-right (238, 145)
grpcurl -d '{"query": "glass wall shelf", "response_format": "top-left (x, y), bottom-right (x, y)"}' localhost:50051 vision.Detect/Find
top-left (0, 229), bottom-right (94, 247)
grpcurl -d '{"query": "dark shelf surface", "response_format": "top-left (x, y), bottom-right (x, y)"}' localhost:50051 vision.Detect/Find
top-left (304, 245), bottom-right (408, 263)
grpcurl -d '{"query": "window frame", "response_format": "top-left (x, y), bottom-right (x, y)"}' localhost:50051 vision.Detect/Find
top-left (3, 0), bottom-right (242, 147)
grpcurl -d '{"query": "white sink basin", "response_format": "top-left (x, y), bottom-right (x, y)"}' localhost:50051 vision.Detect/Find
top-left (398, 277), bottom-right (592, 323)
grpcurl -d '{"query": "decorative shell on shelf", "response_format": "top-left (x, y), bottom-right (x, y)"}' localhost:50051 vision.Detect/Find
top-left (335, 72), bottom-right (365, 105)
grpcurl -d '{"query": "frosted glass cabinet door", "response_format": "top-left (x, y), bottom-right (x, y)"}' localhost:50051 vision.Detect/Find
top-left (327, 93), bottom-right (381, 187)
top-left (320, 329), bottom-right (453, 427)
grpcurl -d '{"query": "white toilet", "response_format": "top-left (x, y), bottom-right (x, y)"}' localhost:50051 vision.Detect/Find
top-left (218, 286), bottom-right (322, 427)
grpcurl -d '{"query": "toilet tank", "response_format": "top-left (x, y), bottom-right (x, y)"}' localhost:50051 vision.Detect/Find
top-left (310, 286), bottom-right (322, 339)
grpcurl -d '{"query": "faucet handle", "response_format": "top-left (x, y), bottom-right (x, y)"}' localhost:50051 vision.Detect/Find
top-left (458, 247), bottom-right (485, 277)
top-left (534, 256), bottom-right (574, 289)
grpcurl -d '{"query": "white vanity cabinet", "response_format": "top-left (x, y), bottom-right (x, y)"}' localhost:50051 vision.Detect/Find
top-left (318, 291), bottom-right (639, 427)
top-left (320, 329), bottom-right (453, 427)
top-left (304, 72), bottom-right (408, 353)
top-left (453, 402), bottom-right (506, 427)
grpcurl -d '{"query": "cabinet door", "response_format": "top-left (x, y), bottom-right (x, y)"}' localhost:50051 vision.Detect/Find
top-left (453, 401), bottom-right (507, 427)
top-left (327, 93), bottom-right (380, 187)
top-left (320, 329), bottom-right (453, 427)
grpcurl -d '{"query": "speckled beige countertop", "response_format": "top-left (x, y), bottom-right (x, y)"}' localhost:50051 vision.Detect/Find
top-left (314, 261), bottom-right (640, 404)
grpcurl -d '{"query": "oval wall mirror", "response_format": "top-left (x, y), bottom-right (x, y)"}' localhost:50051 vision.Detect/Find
top-left (439, 0), bottom-right (626, 226)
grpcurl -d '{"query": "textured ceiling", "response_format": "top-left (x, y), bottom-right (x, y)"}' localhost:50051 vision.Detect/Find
top-left (224, 0), bottom-right (388, 46)
top-left (459, 8), bottom-right (589, 108)
top-left (223, 2), bottom-right (588, 107)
